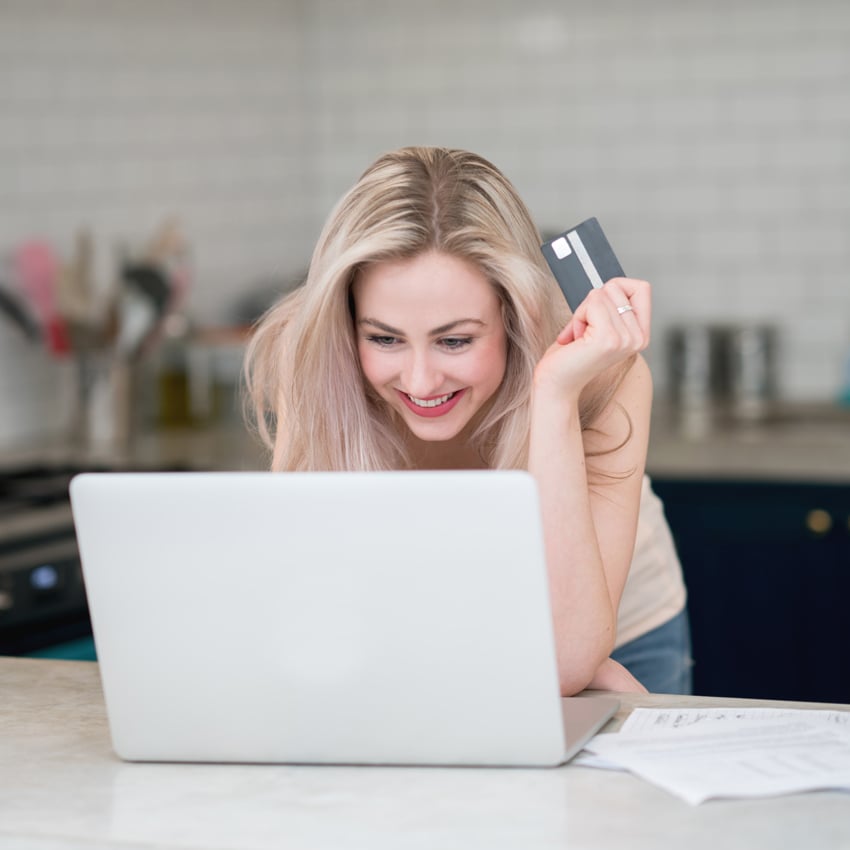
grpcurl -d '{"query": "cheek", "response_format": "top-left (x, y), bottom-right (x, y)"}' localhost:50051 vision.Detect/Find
top-left (490, 333), bottom-right (510, 379)
top-left (467, 339), bottom-right (508, 391)
top-left (357, 342), bottom-right (388, 390)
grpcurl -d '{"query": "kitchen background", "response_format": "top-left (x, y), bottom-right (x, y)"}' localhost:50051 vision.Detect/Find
top-left (3, 0), bottom-right (849, 701)
top-left (1, 0), bottom-right (850, 447)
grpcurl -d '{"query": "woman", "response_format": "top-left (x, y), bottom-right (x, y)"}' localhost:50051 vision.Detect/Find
top-left (245, 146), bottom-right (690, 696)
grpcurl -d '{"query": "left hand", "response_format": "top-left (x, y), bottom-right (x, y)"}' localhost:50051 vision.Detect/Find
top-left (535, 278), bottom-right (652, 396)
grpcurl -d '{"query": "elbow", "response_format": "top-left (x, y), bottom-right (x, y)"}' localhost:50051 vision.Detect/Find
top-left (559, 666), bottom-right (603, 697)
top-left (557, 631), bottom-right (616, 697)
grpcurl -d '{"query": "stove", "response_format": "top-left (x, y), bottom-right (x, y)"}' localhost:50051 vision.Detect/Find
top-left (0, 464), bottom-right (98, 654)
top-left (1, 462), bottom-right (194, 656)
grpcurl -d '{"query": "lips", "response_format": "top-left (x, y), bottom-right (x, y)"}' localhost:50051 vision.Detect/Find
top-left (408, 391), bottom-right (455, 408)
top-left (397, 388), bottom-right (467, 418)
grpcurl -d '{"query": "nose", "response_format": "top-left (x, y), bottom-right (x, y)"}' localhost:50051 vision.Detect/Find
top-left (402, 349), bottom-right (444, 398)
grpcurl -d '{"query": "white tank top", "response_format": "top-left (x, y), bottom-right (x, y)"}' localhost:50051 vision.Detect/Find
top-left (615, 475), bottom-right (687, 648)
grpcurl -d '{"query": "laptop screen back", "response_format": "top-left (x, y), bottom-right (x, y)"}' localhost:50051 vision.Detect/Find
top-left (70, 470), bottom-right (568, 765)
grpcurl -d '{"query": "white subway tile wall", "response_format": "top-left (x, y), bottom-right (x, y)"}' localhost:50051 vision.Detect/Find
top-left (1, 0), bottom-right (849, 444)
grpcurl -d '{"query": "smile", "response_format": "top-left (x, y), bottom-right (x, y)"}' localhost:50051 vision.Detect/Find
top-left (397, 388), bottom-right (467, 418)
top-left (407, 391), bottom-right (456, 408)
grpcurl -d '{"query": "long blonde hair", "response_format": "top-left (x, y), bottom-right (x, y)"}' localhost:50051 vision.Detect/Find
top-left (245, 146), bottom-right (627, 471)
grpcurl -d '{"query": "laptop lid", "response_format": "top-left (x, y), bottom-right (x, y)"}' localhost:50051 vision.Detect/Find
top-left (70, 470), bottom-right (616, 766)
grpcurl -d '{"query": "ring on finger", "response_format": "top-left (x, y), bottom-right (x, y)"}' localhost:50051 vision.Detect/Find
top-left (616, 304), bottom-right (634, 315)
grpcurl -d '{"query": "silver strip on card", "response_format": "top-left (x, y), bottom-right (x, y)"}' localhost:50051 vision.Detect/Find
top-left (566, 229), bottom-right (604, 289)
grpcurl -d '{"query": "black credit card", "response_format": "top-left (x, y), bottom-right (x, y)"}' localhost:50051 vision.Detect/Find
top-left (540, 217), bottom-right (625, 312)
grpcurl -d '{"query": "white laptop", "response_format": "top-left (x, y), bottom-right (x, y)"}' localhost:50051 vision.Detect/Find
top-left (69, 470), bottom-right (618, 767)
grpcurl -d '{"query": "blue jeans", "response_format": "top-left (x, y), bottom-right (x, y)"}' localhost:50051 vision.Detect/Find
top-left (611, 608), bottom-right (693, 694)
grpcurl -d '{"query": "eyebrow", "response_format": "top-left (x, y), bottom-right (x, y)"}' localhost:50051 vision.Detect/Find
top-left (358, 317), bottom-right (486, 336)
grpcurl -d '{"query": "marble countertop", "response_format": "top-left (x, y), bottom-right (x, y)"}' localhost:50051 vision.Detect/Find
top-left (647, 402), bottom-right (850, 482)
top-left (2, 401), bottom-right (850, 482)
top-left (0, 423), bottom-right (269, 475)
top-left (3, 657), bottom-right (850, 850)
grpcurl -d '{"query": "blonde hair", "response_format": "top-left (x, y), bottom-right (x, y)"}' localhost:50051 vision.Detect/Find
top-left (245, 146), bottom-right (628, 471)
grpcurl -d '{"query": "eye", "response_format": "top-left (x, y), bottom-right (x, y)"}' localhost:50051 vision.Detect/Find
top-left (366, 334), bottom-right (400, 348)
top-left (440, 337), bottom-right (473, 351)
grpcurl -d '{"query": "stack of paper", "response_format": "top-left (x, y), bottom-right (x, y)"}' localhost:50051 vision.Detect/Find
top-left (579, 707), bottom-right (850, 805)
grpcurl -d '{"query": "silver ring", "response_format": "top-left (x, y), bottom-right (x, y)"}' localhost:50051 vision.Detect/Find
top-left (617, 304), bottom-right (633, 315)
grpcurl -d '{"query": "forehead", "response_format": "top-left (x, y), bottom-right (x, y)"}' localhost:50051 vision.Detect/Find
top-left (352, 252), bottom-right (501, 318)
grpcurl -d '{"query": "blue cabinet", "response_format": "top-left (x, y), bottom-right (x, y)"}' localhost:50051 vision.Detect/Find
top-left (652, 478), bottom-right (850, 703)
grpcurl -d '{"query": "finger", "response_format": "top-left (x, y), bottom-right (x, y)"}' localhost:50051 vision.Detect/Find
top-left (564, 290), bottom-right (624, 351)
top-left (607, 277), bottom-right (651, 323)
top-left (587, 283), bottom-right (639, 349)
top-left (557, 317), bottom-right (580, 345)
top-left (622, 280), bottom-right (651, 347)
top-left (603, 278), bottom-right (651, 348)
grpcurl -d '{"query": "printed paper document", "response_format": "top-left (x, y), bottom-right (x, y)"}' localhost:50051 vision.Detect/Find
top-left (581, 707), bottom-right (850, 805)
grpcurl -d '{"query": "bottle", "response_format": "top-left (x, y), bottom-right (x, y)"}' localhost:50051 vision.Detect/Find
top-left (156, 312), bottom-right (193, 427)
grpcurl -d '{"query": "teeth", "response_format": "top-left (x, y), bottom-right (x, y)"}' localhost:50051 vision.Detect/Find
top-left (408, 391), bottom-right (455, 408)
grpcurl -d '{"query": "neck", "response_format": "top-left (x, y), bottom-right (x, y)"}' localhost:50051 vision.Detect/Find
top-left (406, 434), bottom-right (488, 470)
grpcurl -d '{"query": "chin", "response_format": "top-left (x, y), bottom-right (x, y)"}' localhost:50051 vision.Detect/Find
top-left (403, 417), bottom-right (468, 443)
top-left (397, 401), bottom-right (477, 440)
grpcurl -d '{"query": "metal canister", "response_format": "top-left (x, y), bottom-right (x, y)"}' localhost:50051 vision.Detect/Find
top-left (725, 324), bottom-right (778, 422)
top-left (666, 323), bottom-right (729, 432)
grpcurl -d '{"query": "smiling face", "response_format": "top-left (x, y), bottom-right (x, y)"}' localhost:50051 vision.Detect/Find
top-left (351, 251), bottom-right (508, 448)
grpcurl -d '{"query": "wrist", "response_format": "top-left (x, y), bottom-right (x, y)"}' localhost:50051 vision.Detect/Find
top-left (532, 367), bottom-right (582, 408)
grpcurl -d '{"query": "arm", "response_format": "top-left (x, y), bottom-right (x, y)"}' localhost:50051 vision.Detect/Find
top-left (587, 657), bottom-right (649, 693)
top-left (528, 278), bottom-right (651, 695)
top-left (582, 354), bottom-right (653, 624)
